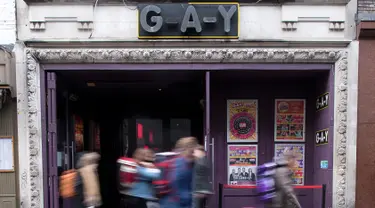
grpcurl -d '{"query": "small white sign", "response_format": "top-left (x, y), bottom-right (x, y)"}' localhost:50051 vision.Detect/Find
top-left (0, 137), bottom-right (14, 171)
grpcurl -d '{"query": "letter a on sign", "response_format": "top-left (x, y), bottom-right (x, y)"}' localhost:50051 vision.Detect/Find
top-left (181, 5), bottom-right (202, 33)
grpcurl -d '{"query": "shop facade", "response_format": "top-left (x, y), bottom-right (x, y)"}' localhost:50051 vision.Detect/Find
top-left (15, 1), bottom-right (358, 208)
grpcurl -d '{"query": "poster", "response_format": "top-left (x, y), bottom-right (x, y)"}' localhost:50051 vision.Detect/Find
top-left (74, 115), bottom-right (84, 152)
top-left (274, 143), bottom-right (305, 185)
top-left (274, 99), bottom-right (305, 142)
top-left (227, 100), bottom-right (258, 142)
top-left (228, 145), bottom-right (258, 185)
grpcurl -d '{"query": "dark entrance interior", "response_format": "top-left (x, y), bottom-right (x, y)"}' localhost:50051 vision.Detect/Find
top-left (54, 70), bottom-right (205, 208)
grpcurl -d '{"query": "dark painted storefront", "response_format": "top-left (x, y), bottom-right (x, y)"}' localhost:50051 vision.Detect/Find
top-left (38, 3), bottom-right (337, 208)
top-left (41, 64), bottom-right (335, 208)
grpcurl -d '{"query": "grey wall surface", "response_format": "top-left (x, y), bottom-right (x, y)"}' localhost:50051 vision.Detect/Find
top-left (0, 101), bottom-right (18, 208)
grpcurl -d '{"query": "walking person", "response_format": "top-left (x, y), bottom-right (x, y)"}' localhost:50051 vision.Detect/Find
top-left (271, 149), bottom-right (301, 208)
top-left (192, 145), bottom-right (213, 208)
top-left (125, 148), bottom-right (161, 208)
top-left (75, 152), bottom-right (102, 208)
top-left (159, 136), bottom-right (198, 208)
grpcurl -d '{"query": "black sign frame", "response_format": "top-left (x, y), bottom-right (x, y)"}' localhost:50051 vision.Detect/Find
top-left (315, 128), bottom-right (329, 146)
top-left (137, 2), bottom-right (239, 39)
top-left (316, 92), bottom-right (329, 112)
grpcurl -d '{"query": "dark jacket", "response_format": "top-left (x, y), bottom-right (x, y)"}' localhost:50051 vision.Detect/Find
top-left (193, 156), bottom-right (212, 193)
top-left (192, 156), bottom-right (212, 208)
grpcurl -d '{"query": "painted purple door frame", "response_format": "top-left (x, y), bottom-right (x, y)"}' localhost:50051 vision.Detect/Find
top-left (40, 63), bottom-right (333, 208)
top-left (42, 63), bottom-right (332, 71)
top-left (47, 72), bottom-right (59, 208)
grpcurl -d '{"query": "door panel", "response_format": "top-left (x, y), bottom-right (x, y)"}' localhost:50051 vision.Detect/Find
top-left (205, 71), bottom-right (213, 185)
top-left (205, 71), bottom-right (215, 208)
top-left (47, 72), bottom-right (58, 208)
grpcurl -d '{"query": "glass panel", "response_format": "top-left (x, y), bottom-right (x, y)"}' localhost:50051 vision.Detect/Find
top-left (134, 118), bottom-right (193, 152)
top-left (136, 119), bottom-right (163, 151)
top-left (170, 119), bottom-right (191, 145)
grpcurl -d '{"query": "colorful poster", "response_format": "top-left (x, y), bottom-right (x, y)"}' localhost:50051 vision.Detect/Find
top-left (274, 99), bottom-right (305, 142)
top-left (274, 143), bottom-right (305, 185)
top-left (227, 100), bottom-right (258, 142)
top-left (228, 145), bottom-right (258, 185)
top-left (74, 115), bottom-right (84, 152)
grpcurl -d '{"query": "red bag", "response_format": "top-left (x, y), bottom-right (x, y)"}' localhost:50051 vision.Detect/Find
top-left (152, 152), bottom-right (179, 197)
top-left (153, 159), bottom-right (175, 197)
top-left (117, 157), bottom-right (138, 192)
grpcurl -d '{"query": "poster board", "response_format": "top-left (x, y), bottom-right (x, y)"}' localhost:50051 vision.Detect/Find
top-left (227, 144), bottom-right (258, 185)
top-left (274, 143), bottom-right (305, 185)
top-left (227, 100), bottom-right (258, 143)
top-left (0, 136), bottom-right (14, 172)
top-left (274, 99), bottom-right (306, 142)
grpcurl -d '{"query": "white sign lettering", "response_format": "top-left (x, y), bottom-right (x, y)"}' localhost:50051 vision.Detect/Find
top-left (315, 129), bottom-right (329, 145)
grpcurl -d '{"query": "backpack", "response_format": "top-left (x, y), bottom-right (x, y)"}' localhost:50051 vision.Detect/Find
top-left (117, 157), bottom-right (138, 193)
top-left (152, 152), bottom-right (179, 197)
top-left (59, 169), bottom-right (78, 198)
top-left (256, 162), bottom-right (282, 203)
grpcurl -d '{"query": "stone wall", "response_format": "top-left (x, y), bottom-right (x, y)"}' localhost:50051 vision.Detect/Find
top-left (0, 0), bottom-right (16, 44)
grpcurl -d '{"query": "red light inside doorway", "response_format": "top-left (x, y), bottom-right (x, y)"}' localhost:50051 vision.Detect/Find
top-left (149, 131), bottom-right (153, 143)
top-left (137, 123), bottom-right (143, 139)
top-left (144, 145), bottom-right (149, 149)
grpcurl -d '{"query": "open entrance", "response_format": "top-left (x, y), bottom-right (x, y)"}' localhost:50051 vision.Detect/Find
top-left (44, 64), bottom-right (334, 208)
top-left (51, 70), bottom-right (206, 208)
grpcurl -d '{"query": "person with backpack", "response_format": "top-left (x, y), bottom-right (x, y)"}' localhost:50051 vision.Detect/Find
top-left (257, 148), bottom-right (301, 208)
top-left (125, 148), bottom-right (161, 208)
top-left (192, 145), bottom-right (212, 208)
top-left (60, 151), bottom-right (101, 208)
top-left (159, 137), bottom-right (198, 208)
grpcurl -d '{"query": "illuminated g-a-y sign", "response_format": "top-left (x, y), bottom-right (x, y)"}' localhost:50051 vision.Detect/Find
top-left (138, 3), bottom-right (239, 38)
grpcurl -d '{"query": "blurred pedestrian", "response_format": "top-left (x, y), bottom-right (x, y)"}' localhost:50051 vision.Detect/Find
top-left (125, 148), bottom-right (161, 208)
top-left (75, 152), bottom-right (102, 208)
top-left (159, 136), bottom-right (198, 208)
top-left (192, 145), bottom-right (212, 208)
top-left (271, 148), bottom-right (301, 208)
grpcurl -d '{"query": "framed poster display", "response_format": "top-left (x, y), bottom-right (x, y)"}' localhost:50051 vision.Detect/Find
top-left (274, 99), bottom-right (306, 142)
top-left (228, 145), bottom-right (258, 185)
top-left (274, 143), bottom-right (305, 185)
top-left (227, 100), bottom-right (258, 143)
top-left (0, 136), bottom-right (14, 172)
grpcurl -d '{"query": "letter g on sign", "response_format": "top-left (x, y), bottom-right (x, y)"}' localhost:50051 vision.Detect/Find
top-left (140, 5), bottom-right (163, 33)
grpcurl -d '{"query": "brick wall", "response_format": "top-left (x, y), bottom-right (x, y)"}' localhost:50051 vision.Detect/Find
top-left (0, 0), bottom-right (16, 44)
